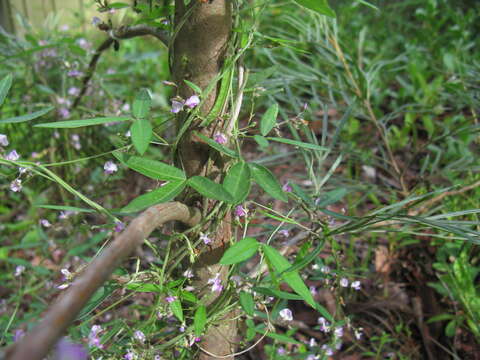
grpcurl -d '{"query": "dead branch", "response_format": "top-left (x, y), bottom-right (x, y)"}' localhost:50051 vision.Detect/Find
top-left (71, 25), bottom-right (169, 109)
top-left (4, 202), bottom-right (200, 360)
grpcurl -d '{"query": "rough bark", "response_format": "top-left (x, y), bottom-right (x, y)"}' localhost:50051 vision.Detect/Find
top-left (172, 0), bottom-right (237, 358)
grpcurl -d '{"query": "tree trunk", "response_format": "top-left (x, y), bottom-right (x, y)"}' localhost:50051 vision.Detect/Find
top-left (172, 1), bottom-right (237, 358)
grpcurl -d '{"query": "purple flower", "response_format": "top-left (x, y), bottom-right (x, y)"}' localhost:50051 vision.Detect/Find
top-left (10, 179), bottom-right (22, 192)
top-left (277, 347), bottom-right (286, 355)
top-left (67, 69), bottom-right (83, 78)
top-left (114, 221), bottom-right (125, 232)
top-left (165, 295), bottom-right (177, 303)
top-left (184, 95), bottom-right (200, 108)
top-left (207, 273), bottom-right (223, 293)
top-left (278, 229), bottom-right (289, 237)
top-left (58, 108), bottom-right (70, 119)
top-left (213, 133), bottom-right (227, 144)
top-left (92, 16), bottom-right (102, 26)
top-left (0, 134), bottom-right (8, 146)
top-left (334, 326), bottom-right (344, 338)
top-left (71, 134), bottom-right (81, 150)
top-left (76, 38), bottom-right (91, 50)
top-left (279, 308), bottom-right (293, 321)
top-left (317, 317), bottom-right (330, 332)
top-left (88, 325), bottom-right (103, 349)
top-left (339, 278), bottom-right (349, 287)
top-left (40, 219), bottom-right (51, 228)
top-left (54, 337), bottom-right (88, 360)
top-left (200, 232), bottom-right (211, 245)
top-left (351, 280), bottom-right (361, 290)
top-left (106, 68), bottom-right (116, 75)
top-left (321, 344), bottom-right (334, 356)
top-left (13, 329), bottom-right (25, 342)
top-left (183, 269), bottom-right (194, 279)
top-left (14, 265), bottom-right (26, 277)
top-left (171, 99), bottom-right (185, 114)
top-left (104, 161), bottom-right (118, 175)
top-left (68, 87), bottom-right (80, 96)
top-left (121, 103), bottom-right (130, 112)
top-left (6, 150), bottom-right (20, 161)
top-left (282, 182), bottom-right (292, 193)
top-left (309, 285), bottom-right (317, 296)
top-left (124, 350), bottom-right (136, 360)
top-left (60, 24), bottom-right (70, 31)
top-left (234, 205), bottom-right (247, 217)
top-left (134, 330), bottom-right (146, 343)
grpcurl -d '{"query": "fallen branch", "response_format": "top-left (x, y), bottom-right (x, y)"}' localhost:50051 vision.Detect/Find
top-left (4, 202), bottom-right (201, 360)
top-left (72, 24), bottom-right (169, 109)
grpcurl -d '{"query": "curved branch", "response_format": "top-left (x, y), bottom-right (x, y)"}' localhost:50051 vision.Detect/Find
top-left (72, 25), bottom-right (169, 109)
top-left (4, 202), bottom-right (201, 360)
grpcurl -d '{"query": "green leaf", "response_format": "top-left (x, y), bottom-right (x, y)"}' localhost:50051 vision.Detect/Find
top-left (184, 80), bottom-right (202, 94)
top-left (315, 188), bottom-right (348, 207)
top-left (194, 305), bottom-right (207, 336)
top-left (121, 181), bottom-right (186, 213)
top-left (252, 287), bottom-right (303, 301)
top-left (239, 291), bottom-right (255, 316)
top-left (35, 116), bottom-right (131, 128)
top-left (223, 162), bottom-right (251, 203)
top-left (109, 2), bottom-right (130, 9)
top-left (194, 131), bottom-right (239, 158)
top-left (170, 298), bottom-right (184, 322)
top-left (187, 176), bottom-right (234, 203)
top-left (266, 332), bottom-right (302, 344)
top-left (130, 119), bottom-right (152, 155)
top-left (260, 103), bottom-right (279, 136)
top-left (267, 137), bottom-right (328, 151)
top-left (132, 88), bottom-right (152, 119)
top-left (126, 283), bottom-right (162, 292)
top-left (116, 154), bottom-right (186, 181)
top-left (249, 163), bottom-right (288, 202)
top-left (220, 237), bottom-right (260, 265)
top-left (262, 244), bottom-right (317, 309)
top-left (0, 74), bottom-right (13, 107)
top-left (35, 204), bottom-right (94, 213)
top-left (0, 106), bottom-right (55, 124)
top-left (253, 135), bottom-right (269, 148)
top-left (292, 0), bottom-right (335, 17)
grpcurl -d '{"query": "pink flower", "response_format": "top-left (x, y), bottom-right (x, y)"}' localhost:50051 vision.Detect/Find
top-left (124, 350), bottom-right (135, 360)
top-left (114, 221), bottom-right (125, 232)
top-left (58, 108), bottom-right (70, 119)
top-left (183, 269), bottom-right (194, 279)
top-left (170, 100), bottom-right (184, 113)
top-left (234, 205), bottom-right (247, 217)
top-left (200, 232), bottom-right (211, 245)
top-left (104, 161), bottom-right (118, 175)
top-left (68, 87), bottom-right (80, 96)
top-left (0, 134), bottom-right (8, 146)
top-left (134, 330), bottom-right (146, 343)
top-left (213, 133), bottom-right (227, 144)
top-left (14, 265), bottom-right (25, 277)
top-left (40, 219), bottom-right (51, 228)
top-left (282, 182), bottom-right (292, 192)
top-left (207, 273), bottom-right (223, 293)
top-left (279, 308), bottom-right (293, 321)
top-left (185, 95), bottom-right (200, 108)
top-left (10, 179), bottom-right (22, 192)
top-left (165, 296), bottom-right (177, 303)
top-left (6, 150), bottom-right (20, 161)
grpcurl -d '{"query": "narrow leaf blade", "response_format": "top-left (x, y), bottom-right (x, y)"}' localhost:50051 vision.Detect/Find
top-left (121, 181), bottom-right (186, 213)
top-left (260, 103), bottom-right (279, 136)
top-left (267, 137), bottom-right (328, 151)
top-left (187, 176), bottom-right (234, 203)
top-left (0, 74), bottom-right (13, 107)
top-left (249, 163), bottom-right (288, 202)
top-left (0, 106), bottom-right (54, 124)
top-left (194, 131), bottom-right (239, 158)
top-left (220, 237), bottom-right (260, 265)
top-left (223, 162), bottom-right (251, 204)
top-left (293, 0), bottom-right (336, 17)
top-left (35, 117), bottom-right (131, 128)
top-left (170, 298), bottom-right (184, 322)
top-left (131, 119), bottom-right (152, 155)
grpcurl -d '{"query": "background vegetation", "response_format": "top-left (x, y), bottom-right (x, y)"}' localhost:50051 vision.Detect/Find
top-left (1, 0), bottom-right (479, 359)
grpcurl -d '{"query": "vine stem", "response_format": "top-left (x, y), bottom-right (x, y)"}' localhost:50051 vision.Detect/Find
top-left (4, 202), bottom-right (201, 360)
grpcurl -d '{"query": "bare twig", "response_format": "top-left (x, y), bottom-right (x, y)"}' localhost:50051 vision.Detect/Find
top-left (4, 202), bottom-right (200, 360)
top-left (71, 25), bottom-right (169, 109)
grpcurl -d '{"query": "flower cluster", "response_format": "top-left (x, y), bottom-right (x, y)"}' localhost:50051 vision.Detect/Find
top-left (207, 273), bottom-right (223, 293)
top-left (88, 325), bottom-right (103, 349)
top-left (170, 95), bottom-right (200, 113)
